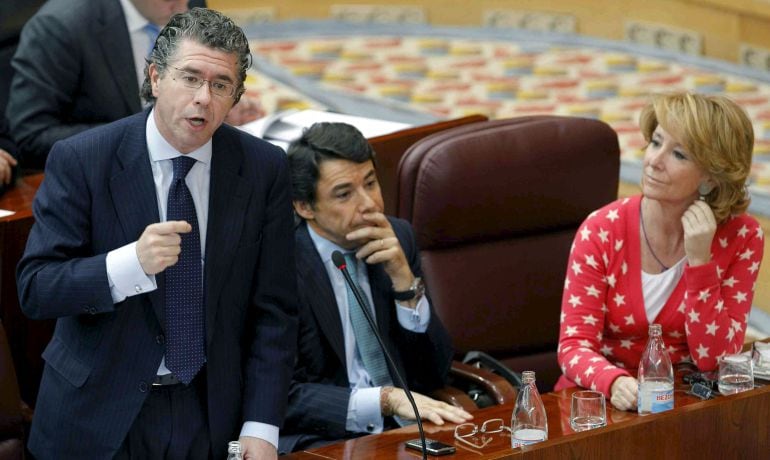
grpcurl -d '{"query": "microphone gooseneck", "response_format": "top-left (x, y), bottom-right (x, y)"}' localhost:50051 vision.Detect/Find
top-left (331, 250), bottom-right (427, 460)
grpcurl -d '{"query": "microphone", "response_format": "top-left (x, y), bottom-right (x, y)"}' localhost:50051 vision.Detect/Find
top-left (331, 250), bottom-right (427, 460)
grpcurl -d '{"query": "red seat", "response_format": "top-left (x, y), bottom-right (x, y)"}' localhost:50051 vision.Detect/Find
top-left (397, 116), bottom-right (620, 392)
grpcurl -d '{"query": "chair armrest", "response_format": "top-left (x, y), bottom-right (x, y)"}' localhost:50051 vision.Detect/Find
top-left (431, 361), bottom-right (518, 410)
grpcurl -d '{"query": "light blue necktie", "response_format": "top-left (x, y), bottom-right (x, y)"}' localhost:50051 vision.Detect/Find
top-left (143, 23), bottom-right (160, 57)
top-left (344, 253), bottom-right (392, 387)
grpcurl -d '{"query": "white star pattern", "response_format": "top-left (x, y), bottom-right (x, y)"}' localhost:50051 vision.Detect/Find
top-left (697, 289), bottom-right (711, 302)
top-left (598, 228), bottom-right (609, 243)
top-left (722, 277), bottom-right (737, 288)
top-left (749, 261), bottom-right (760, 274)
top-left (583, 314), bottom-right (598, 326)
top-left (715, 299), bottom-right (724, 313)
top-left (609, 323), bottom-right (621, 334)
top-left (733, 291), bottom-right (748, 304)
top-left (737, 225), bottom-right (749, 238)
top-left (580, 227), bottom-right (592, 241)
top-left (669, 330), bottom-right (683, 339)
top-left (578, 339), bottom-right (592, 348)
top-left (624, 314), bottom-right (635, 325)
top-left (569, 295), bottom-right (582, 308)
top-left (621, 261), bottom-right (628, 275)
top-left (705, 321), bottom-right (719, 336)
top-left (716, 266), bottom-right (724, 278)
top-left (565, 326), bottom-right (578, 337)
top-left (614, 240), bottom-right (624, 252)
top-left (726, 327), bottom-right (735, 341)
top-left (590, 382), bottom-right (597, 391)
top-left (600, 345), bottom-right (613, 356)
top-left (560, 311), bottom-right (566, 324)
top-left (614, 293), bottom-right (625, 307)
top-left (719, 237), bottom-right (728, 248)
top-left (620, 340), bottom-right (632, 349)
top-left (569, 354), bottom-right (581, 367)
top-left (606, 274), bottom-right (617, 288)
top-left (696, 344), bottom-right (710, 359)
top-left (589, 356), bottom-right (603, 363)
top-left (606, 209), bottom-right (619, 222)
top-left (757, 226), bottom-right (764, 239)
top-left (574, 376), bottom-right (582, 387)
top-left (564, 277), bottom-right (571, 290)
top-left (687, 310), bottom-right (701, 323)
top-left (739, 248), bottom-right (754, 260)
top-left (677, 302), bottom-right (686, 315)
top-left (584, 365), bottom-right (595, 377)
top-left (571, 261), bottom-right (583, 275)
top-left (585, 254), bottom-right (599, 269)
top-left (731, 319), bottom-right (743, 333)
top-left (585, 285), bottom-right (600, 298)
top-left (602, 252), bottom-right (609, 266)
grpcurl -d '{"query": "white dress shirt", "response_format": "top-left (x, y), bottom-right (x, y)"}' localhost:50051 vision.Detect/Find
top-left (306, 225), bottom-right (430, 433)
top-left (104, 110), bottom-right (279, 448)
top-left (119, 0), bottom-right (156, 92)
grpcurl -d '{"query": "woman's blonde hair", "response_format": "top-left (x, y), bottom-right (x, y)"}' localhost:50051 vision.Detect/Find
top-left (639, 92), bottom-right (754, 222)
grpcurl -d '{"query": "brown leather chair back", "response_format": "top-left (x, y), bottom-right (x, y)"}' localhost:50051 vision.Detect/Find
top-left (0, 321), bottom-right (24, 459)
top-left (397, 116), bottom-right (620, 392)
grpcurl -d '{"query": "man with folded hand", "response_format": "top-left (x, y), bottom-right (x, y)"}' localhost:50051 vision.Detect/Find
top-left (279, 122), bottom-right (472, 453)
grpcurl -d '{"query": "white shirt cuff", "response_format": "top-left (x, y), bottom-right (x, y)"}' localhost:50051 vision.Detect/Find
top-left (105, 241), bottom-right (156, 303)
top-left (395, 296), bottom-right (430, 332)
top-left (240, 422), bottom-right (279, 449)
top-left (346, 386), bottom-right (384, 433)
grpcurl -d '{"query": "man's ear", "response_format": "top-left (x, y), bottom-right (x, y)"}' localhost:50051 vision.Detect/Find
top-left (149, 63), bottom-right (161, 98)
top-left (293, 200), bottom-right (314, 220)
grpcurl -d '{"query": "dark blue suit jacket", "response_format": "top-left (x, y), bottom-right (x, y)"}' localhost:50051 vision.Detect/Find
top-left (17, 111), bottom-right (298, 459)
top-left (279, 219), bottom-right (452, 453)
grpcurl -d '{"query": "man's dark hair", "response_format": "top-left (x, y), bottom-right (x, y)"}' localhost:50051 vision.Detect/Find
top-left (140, 7), bottom-right (251, 104)
top-left (287, 122), bottom-right (376, 206)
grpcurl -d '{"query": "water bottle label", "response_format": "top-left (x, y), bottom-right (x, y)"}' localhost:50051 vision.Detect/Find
top-left (639, 386), bottom-right (674, 413)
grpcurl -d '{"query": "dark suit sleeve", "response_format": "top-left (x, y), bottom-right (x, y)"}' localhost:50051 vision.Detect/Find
top-left (241, 152), bottom-right (299, 427)
top-left (16, 141), bottom-right (115, 319)
top-left (7, 10), bottom-right (100, 168)
top-left (392, 219), bottom-right (453, 393)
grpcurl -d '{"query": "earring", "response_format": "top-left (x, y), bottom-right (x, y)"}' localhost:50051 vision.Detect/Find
top-left (698, 182), bottom-right (713, 199)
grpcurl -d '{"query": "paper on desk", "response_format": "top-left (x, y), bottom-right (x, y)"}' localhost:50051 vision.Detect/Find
top-left (0, 209), bottom-right (15, 218)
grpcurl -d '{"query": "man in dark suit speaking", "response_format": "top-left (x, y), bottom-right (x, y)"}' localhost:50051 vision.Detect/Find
top-left (279, 123), bottom-right (471, 453)
top-left (16, 9), bottom-right (296, 459)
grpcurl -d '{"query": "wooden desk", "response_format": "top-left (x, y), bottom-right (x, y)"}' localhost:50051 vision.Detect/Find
top-left (284, 375), bottom-right (770, 459)
top-left (0, 173), bottom-right (54, 407)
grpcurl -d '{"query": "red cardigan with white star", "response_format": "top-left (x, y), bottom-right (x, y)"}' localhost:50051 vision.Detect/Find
top-left (555, 195), bottom-right (764, 397)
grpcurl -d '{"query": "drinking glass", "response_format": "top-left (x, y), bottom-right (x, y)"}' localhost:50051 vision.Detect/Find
top-left (570, 390), bottom-right (606, 432)
top-left (717, 354), bottom-right (754, 395)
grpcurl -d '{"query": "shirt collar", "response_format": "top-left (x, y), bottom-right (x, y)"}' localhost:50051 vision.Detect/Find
top-left (146, 109), bottom-right (212, 165)
top-left (306, 223), bottom-right (353, 266)
top-left (119, 0), bottom-right (152, 34)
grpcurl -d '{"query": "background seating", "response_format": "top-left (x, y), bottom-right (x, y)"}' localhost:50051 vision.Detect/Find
top-left (397, 116), bottom-right (620, 392)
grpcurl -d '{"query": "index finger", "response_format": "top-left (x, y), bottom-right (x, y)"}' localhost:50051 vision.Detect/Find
top-left (155, 220), bottom-right (192, 235)
top-left (0, 149), bottom-right (17, 165)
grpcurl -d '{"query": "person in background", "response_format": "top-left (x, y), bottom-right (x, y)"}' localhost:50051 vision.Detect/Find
top-left (6, 0), bottom-right (261, 169)
top-left (17, 9), bottom-right (296, 459)
top-left (279, 122), bottom-right (472, 453)
top-left (556, 92), bottom-right (764, 411)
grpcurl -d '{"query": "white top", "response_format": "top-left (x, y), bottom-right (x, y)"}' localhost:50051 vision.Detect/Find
top-left (642, 257), bottom-right (686, 323)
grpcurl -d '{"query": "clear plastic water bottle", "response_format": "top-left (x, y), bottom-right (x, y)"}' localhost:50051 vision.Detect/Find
top-left (638, 323), bottom-right (674, 415)
top-left (511, 370), bottom-right (548, 448)
top-left (226, 440), bottom-right (243, 460)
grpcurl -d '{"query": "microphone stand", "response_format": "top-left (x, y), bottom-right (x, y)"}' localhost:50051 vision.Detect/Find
top-left (332, 251), bottom-right (427, 460)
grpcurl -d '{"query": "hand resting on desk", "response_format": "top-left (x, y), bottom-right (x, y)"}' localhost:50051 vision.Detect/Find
top-left (383, 386), bottom-right (473, 425)
top-left (610, 376), bottom-right (638, 411)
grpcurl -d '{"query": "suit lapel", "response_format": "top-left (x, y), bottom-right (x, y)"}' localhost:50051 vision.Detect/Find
top-left (96, 0), bottom-right (142, 114)
top-left (296, 224), bottom-right (347, 367)
top-left (204, 129), bottom-right (250, 346)
top-left (109, 111), bottom-right (163, 321)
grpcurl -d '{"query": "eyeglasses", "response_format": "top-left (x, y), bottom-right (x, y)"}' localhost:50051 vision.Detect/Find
top-left (168, 65), bottom-right (236, 98)
top-left (454, 418), bottom-right (511, 450)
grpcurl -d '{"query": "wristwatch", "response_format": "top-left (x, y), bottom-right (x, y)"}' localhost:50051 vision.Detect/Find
top-left (392, 277), bottom-right (425, 301)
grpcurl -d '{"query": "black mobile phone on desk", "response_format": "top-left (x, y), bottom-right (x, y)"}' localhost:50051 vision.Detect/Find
top-left (405, 438), bottom-right (456, 456)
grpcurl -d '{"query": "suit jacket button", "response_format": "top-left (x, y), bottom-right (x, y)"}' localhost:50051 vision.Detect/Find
top-left (156, 334), bottom-right (165, 345)
top-left (139, 381), bottom-right (148, 393)
top-left (366, 424), bottom-right (375, 432)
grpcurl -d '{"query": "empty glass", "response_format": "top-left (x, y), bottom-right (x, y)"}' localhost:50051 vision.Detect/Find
top-left (570, 390), bottom-right (606, 432)
top-left (717, 354), bottom-right (754, 395)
